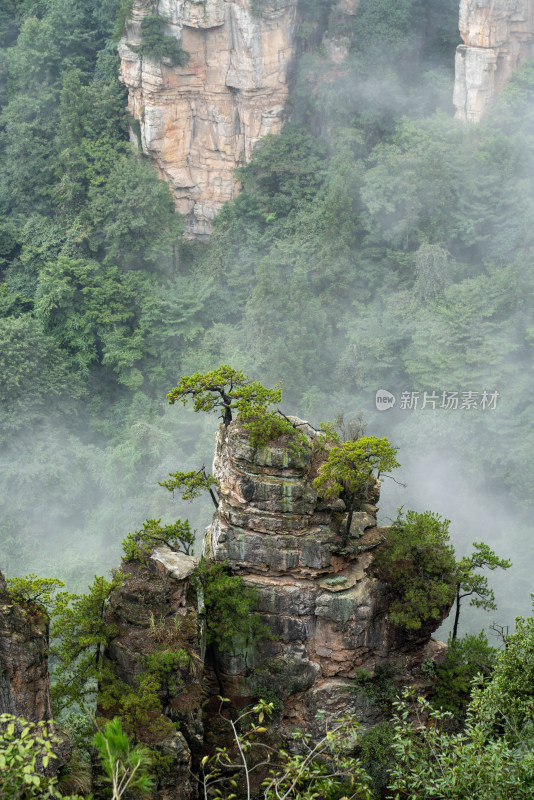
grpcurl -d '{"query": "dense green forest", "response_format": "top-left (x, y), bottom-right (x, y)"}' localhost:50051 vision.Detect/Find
top-left (1, 0), bottom-right (532, 631)
top-left (3, 1), bottom-right (534, 796)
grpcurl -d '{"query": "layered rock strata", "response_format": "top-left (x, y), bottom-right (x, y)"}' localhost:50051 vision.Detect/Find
top-left (454, 0), bottom-right (534, 122)
top-left (0, 570), bottom-right (52, 722)
top-left (205, 420), bottom-right (447, 733)
top-left (103, 549), bottom-right (201, 800)
top-left (119, 0), bottom-right (301, 237)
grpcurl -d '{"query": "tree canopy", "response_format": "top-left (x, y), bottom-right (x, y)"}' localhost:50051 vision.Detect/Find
top-left (314, 436), bottom-right (399, 545)
top-left (373, 510), bottom-right (457, 630)
top-left (167, 366), bottom-right (307, 449)
top-left (452, 542), bottom-right (512, 640)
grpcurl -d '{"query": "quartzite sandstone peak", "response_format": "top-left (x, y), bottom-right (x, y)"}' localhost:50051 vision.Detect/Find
top-left (204, 419), bottom-right (448, 734)
top-left (100, 418), bottom-right (450, 798)
top-left (454, 0), bottom-right (534, 121)
top-left (120, 0), bottom-right (533, 227)
top-left (119, 0), bottom-right (361, 236)
top-left (119, 0), bottom-right (301, 237)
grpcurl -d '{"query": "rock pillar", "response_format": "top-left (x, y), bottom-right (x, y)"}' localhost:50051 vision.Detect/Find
top-left (205, 420), bottom-right (447, 734)
top-left (0, 571), bottom-right (52, 723)
top-left (119, 0), bottom-right (300, 237)
top-left (454, 0), bottom-right (534, 122)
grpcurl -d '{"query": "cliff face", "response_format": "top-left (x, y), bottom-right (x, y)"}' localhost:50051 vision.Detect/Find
top-left (0, 571), bottom-right (52, 723)
top-left (119, 0), bottom-right (301, 237)
top-left (205, 420), bottom-right (447, 733)
top-left (454, 0), bottom-right (534, 121)
top-left (120, 1), bottom-right (532, 223)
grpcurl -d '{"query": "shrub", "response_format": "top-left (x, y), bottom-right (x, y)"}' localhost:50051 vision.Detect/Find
top-left (373, 510), bottom-right (457, 630)
top-left (0, 714), bottom-right (83, 800)
top-left (388, 691), bottom-right (534, 799)
top-left (358, 721), bottom-right (395, 798)
top-left (251, 685), bottom-right (284, 715)
top-left (122, 517), bottom-right (195, 562)
top-left (138, 14), bottom-right (189, 66)
top-left (193, 558), bottom-right (270, 653)
top-left (352, 663), bottom-right (399, 711)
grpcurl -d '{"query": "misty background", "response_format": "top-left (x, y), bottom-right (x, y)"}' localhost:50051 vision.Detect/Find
top-left (0, 0), bottom-right (532, 642)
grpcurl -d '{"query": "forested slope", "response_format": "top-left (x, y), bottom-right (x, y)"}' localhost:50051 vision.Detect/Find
top-left (0, 0), bottom-right (210, 584)
top-left (1, 0), bottom-right (533, 627)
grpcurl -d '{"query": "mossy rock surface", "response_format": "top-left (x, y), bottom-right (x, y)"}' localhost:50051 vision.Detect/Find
top-left (249, 655), bottom-right (320, 700)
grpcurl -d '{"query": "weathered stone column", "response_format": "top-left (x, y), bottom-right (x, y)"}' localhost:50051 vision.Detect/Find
top-left (0, 571), bottom-right (52, 722)
top-left (205, 420), bottom-right (447, 735)
top-left (119, 0), bottom-right (301, 237)
top-left (454, 0), bottom-right (534, 122)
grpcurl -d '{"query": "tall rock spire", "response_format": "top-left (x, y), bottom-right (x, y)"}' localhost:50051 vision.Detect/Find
top-left (454, 0), bottom-right (534, 122)
top-left (119, 0), bottom-right (301, 237)
top-left (205, 419), bottom-right (449, 734)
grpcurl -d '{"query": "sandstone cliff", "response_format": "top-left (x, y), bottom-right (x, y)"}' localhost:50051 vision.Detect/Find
top-left (119, 0), bottom-right (301, 237)
top-left (0, 570), bottom-right (52, 722)
top-left (119, 0), bottom-right (362, 236)
top-left (205, 420), bottom-right (447, 734)
top-left (454, 0), bottom-right (534, 121)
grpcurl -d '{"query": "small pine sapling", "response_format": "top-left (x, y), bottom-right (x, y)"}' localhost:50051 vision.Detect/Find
top-left (159, 466), bottom-right (219, 509)
top-left (93, 717), bottom-right (154, 800)
top-left (122, 517), bottom-right (195, 562)
top-left (452, 542), bottom-right (512, 640)
top-left (314, 435), bottom-right (399, 545)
